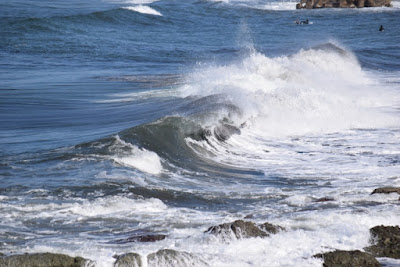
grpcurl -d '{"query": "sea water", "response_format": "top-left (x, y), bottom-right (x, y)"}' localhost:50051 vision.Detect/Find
top-left (1, 0), bottom-right (400, 266)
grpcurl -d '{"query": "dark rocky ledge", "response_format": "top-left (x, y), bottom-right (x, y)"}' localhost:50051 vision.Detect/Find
top-left (296, 0), bottom-right (391, 9)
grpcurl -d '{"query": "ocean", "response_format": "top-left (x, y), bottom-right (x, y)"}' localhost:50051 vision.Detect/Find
top-left (1, 0), bottom-right (400, 266)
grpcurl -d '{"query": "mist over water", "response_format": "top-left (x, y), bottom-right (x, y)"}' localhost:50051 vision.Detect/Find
top-left (1, 0), bottom-right (400, 266)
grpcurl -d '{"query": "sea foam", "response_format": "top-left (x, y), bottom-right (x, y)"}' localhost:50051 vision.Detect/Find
top-left (123, 5), bottom-right (162, 16)
top-left (180, 44), bottom-right (399, 137)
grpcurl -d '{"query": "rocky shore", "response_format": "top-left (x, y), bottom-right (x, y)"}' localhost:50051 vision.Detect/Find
top-left (296, 0), bottom-right (392, 9)
top-left (1, 186), bottom-right (399, 266)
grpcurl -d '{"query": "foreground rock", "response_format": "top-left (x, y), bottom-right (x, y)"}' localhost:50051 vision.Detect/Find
top-left (147, 249), bottom-right (208, 267)
top-left (0, 253), bottom-right (92, 267)
top-left (114, 253), bottom-right (143, 267)
top-left (314, 250), bottom-right (381, 267)
top-left (206, 220), bottom-right (284, 240)
top-left (365, 225), bottom-right (400, 259)
top-left (296, 0), bottom-right (391, 9)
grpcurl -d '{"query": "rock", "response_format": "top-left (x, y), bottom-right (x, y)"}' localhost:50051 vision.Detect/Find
top-left (147, 249), bottom-right (208, 267)
top-left (206, 220), bottom-right (268, 239)
top-left (314, 250), bottom-right (381, 267)
top-left (365, 225), bottom-right (400, 259)
top-left (314, 197), bottom-right (335, 202)
top-left (206, 220), bottom-right (284, 240)
top-left (115, 234), bottom-right (166, 244)
top-left (295, 0), bottom-right (391, 8)
top-left (371, 187), bottom-right (400, 195)
top-left (259, 222), bottom-right (285, 235)
top-left (0, 253), bottom-right (92, 267)
top-left (114, 253), bottom-right (143, 267)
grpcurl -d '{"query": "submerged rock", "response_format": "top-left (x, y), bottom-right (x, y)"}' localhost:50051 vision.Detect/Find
top-left (0, 253), bottom-right (92, 267)
top-left (314, 250), bottom-right (381, 267)
top-left (114, 253), bottom-right (143, 267)
top-left (296, 0), bottom-right (391, 8)
top-left (147, 249), bottom-right (208, 267)
top-left (365, 225), bottom-right (400, 259)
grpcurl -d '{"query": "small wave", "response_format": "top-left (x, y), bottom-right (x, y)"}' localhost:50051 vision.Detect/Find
top-left (123, 5), bottom-right (162, 16)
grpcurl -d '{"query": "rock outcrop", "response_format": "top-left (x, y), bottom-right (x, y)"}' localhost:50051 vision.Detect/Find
top-left (0, 253), bottom-right (92, 267)
top-left (296, 0), bottom-right (391, 9)
top-left (365, 225), bottom-right (400, 259)
top-left (314, 250), bottom-right (381, 267)
top-left (206, 220), bottom-right (284, 240)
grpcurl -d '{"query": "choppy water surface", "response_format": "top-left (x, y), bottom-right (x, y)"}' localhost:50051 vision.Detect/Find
top-left (1, 0), bottom-right (400, 266)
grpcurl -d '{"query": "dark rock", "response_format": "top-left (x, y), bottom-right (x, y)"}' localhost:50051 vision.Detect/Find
top-left (365, 225), bottom-right (400, 259)
top-left (147, 249), bottom-right (208, 267)
top-left (114, 253), bottom-right (142, 267)
top-left (259, 222), bottom-right (285, 235)
top-left (115, 234), bottom-right (166, 244)
top-left (314, 250), bottom-right (381, 267)
top-left (206, 220), bottom-right (268, 239)
top-left (0, 253), bottom-right (91, 267)
top-left (371, 187), bottom-right (400, 195)
top-left (314, 197), bottom-right (335, 202)
top-left (296, 0), bottom-right (391, 8)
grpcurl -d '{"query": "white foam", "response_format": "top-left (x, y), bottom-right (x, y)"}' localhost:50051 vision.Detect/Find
top-left (67, 196), bottom-right (167, 217)
top-left (123, 5), bottom-right (162, 16)
top-left (180, 46), bottom-right (399, 137)
top-left (111, 135), bottom-right (163, 175)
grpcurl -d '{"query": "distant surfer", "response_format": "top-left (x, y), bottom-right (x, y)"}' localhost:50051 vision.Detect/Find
top-left (379, 25), bottom-right (384, 31)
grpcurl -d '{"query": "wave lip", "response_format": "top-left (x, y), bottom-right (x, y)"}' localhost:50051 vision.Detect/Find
top-left (123, 5), bottom-right (162, 16)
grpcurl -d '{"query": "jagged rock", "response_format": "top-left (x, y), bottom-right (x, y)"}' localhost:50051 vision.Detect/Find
top-left (0, 253), bottom-right (92, 267)
top-left (314, 250), bottom-right (381, 267)
top-left (115, 234), bottom-right (166, 244)
top-left (296, 0), bottom-right (391, 8)
top-left (365, 225), bottom-right (400, 259)
top-left (206, 220), bottom-right (268, 239)
top-left (147, 249), bottom-right (208, 267)
top-left (114, 253), bottom-right (143, 267)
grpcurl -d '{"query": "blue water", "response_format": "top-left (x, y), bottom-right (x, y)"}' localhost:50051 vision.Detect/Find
top-left (1, 0), bottom-right (400, 266)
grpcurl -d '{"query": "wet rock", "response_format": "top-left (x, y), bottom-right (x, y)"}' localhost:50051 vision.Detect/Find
top-left (147, 249), bottom-right (208, 267)
top-left (115, 234), bottom-right (166, 244)
top-left (259, 222), bottom-right (285, 235)
top-left (371, 187), bottom-right (400, 195)
top-left (314, 250), bottom-right (381, 267)
top-left (314, 197), bottom-right (335, 202)
top-left (114, 253), bottom-right (143, 267)
top-left (365, 225), bottom-right (400, 259)
top-left (206, 220), bottom-right (268, 239)
top-left (0, 253), bottom-right (92, 267)
top-left (296, 0), bottom-right (391, 8)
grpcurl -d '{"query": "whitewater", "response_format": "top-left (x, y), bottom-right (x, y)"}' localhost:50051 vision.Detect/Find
top-left (1, 0), bottom-right (400, 266)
